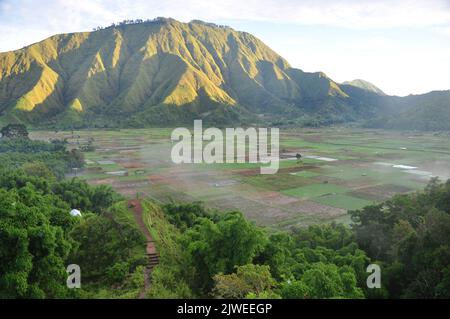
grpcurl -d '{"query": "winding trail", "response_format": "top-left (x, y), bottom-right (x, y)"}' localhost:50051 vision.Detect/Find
top-left (128, 199), bottom-right (159, 299)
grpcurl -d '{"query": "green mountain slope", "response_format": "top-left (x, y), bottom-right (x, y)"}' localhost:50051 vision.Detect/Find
top-left (367, 91), bottom-right (450, 131)
top-left (0, 18), bottom-right (354, 127)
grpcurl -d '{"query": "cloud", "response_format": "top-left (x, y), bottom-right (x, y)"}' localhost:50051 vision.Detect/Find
top-left (0, 0), bottom-right (448, 52)
top-left (1, 0), bottom-right (450, 41)
top-left (434, 26), bottom-right (450, 36)
top-left (216, 0), bottom-right (450, 29)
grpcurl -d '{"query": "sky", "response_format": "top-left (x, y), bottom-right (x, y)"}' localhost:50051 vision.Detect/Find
top-left (1, 0), bottom-right (450, 96)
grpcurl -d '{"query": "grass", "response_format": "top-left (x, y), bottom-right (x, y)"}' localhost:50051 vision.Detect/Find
top-left (140, 200), bottom-right (192, 298)
top-left (290, 171), bottom-right (322, 178)
top-left (324, 167), bottom-right (380, 180)
top-left (244, 173), bottom-right (316, 191)
top-left (281, 183), bottom-right (348, 199)
top-left (312, 193), bottom-right (374, 210)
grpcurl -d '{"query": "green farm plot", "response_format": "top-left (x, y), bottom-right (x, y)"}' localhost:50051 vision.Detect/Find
top-left (298, 158), bottom-right (328, 165)
top-left (244, 173), bottom-right (316, 191)
top-left (79, 173), bottom-right (111, 181)
top-left (116, 174), bottom-right (150, 182)
top-left (324, 167), bottom-right (380, 180)
top-left (281, 184), bottom-right (348, 199)
top-left (312, 193), bottom-right (374, 211)
top-left (194, 162), bottom-right (262, 170)
top-left (290, 171), bottom-right (322, 178)
top-left (98, 163), bottom-right (124, 172)
top-left (193, 159), bottom-right (302, 171)
top-left (371, 170), bottom-right (426, 190)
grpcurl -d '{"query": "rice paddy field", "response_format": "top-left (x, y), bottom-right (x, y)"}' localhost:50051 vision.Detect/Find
top-left (31, 128), bottom-right (450, 230)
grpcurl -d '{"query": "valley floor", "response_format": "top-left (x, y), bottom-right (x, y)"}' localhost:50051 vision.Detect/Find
top-left (31, 128), bottom-right (450, 229)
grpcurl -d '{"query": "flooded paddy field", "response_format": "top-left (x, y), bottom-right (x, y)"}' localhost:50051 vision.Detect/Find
top-left (31, 128), bottom-right (450, 230)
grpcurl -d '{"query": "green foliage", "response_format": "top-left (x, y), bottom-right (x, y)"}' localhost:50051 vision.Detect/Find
top-left (351, 178), bottom-right (450, 298)
top-left (163, 202), bottom-right (212, 231)
top-left (141, 201), bottom-right (193, 299)
top-left (105, 262), bottom-right (130, 284)
top-left (0, 164), bottom-right (141, 298)
top-left (183, 212), bottom-right (266, 294)
top-left (303, 263), bottom-right (364, 298)
top-left (83, 265), bottom-right (145, 299)
top-left (0, 138), bottom-right (64, 153)
top-left (147, 201), bottom-right (373, 299)
top-left (280, 280), bottom-right (310, 299)
top-left (0, 183), bottom-right (74, 298)
top-left (52, 178), bottom-right (119, 214)
top-left (0, 124), bottom-right (29, 139)
top-left (256, 223), bottom-right (369, 286)
top-left (279, 264), bottom-right (363, 299)
top-left (212, 264), bottom-right (279, 299)
top-left (0, 132), bottom-right (145, 298)
top-left (0, 138), bottom-right (84, 179)
top-left (21, 161), bottom-right (55, 179)
top-left (68, 203), bottom-right (146, 281)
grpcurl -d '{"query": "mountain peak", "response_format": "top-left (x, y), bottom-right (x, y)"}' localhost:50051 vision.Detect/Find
top-left (1, 18), bottom-right (350, 127)
top-left (342, 79), bottom-right (386, 96)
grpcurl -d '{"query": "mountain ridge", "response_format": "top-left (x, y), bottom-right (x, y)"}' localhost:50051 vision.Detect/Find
top-left (0, 17), bottom-right (449, 130)
top-left (342, 79), bottom-right (386, 96)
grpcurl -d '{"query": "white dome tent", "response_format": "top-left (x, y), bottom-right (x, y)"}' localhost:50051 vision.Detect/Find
top-left (70, 209), bottom-right (82, 217)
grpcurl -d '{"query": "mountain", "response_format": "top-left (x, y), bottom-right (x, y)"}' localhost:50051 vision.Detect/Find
top-left (0, 17), bottom-right (449, 130)
top-left (0, 18), bottom-right (374, 128)
top-left (342, 79), bottom-right (386, 96)
top-left (367, 90), bottom-right (450, 131)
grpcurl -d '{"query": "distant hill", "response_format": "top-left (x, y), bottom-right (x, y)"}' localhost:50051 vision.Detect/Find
top-left (342, 79), bottom-right (386, 96)
top-left (0, 17), bottom-right (449, 130)
top-left (367, 91), bottom-right (450, 131)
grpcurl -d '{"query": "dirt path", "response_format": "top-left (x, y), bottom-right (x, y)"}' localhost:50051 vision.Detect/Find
top-left (128, 199), bottom-right (159, 299)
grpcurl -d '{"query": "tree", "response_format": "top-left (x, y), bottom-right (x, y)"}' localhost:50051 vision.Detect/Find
top-left (80, 138), bottom-right (95, 152)
top-left (300, 263), bottom-right (344, 298)
top-left (183, 212), bottom-right (266, 294)
top-left (255, 232), bottom-right (296, 280)
top-left (351, 179), bottom-right (450, 298)
top-left (164, 202), bottom-right (211, 230)
top-left (52, 178), bottom-right (118, 214)
top-left (66, 149), bottom-right (85, 169)
top-left (280, 279), bottom-right (310, 299)
top-left (212, 264), bottom-right (278, 299)
top-left (0, 185), bottom-right (73, 298)
top-left (21, 161), bottom-right (55, 179)
top-left (68, 212), bottom-right (145, 280)
top-left (1, 124), bottom-right (29, 139)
